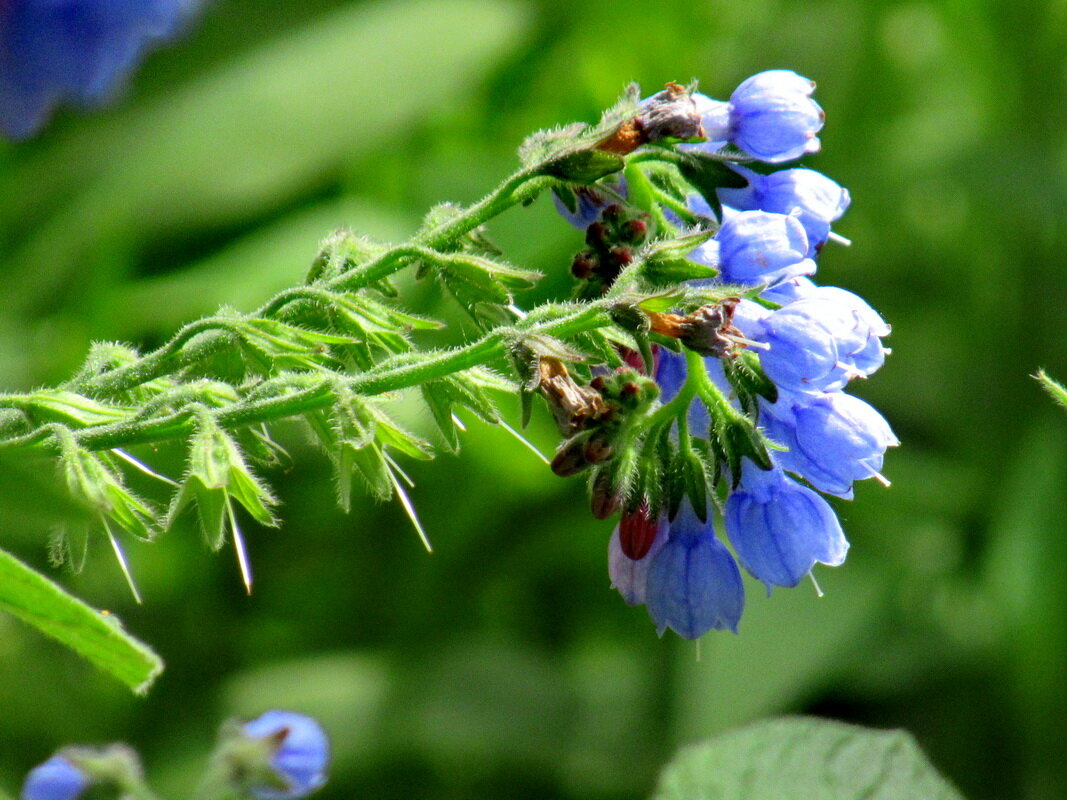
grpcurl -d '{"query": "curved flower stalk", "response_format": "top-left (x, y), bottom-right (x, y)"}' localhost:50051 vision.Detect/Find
top-left (0, 69), bottom-right (891, 681)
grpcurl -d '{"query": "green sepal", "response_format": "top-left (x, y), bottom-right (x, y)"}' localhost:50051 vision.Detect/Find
top-left (539, 150), bottom-right (625, 183)
top-left (421, 372), bottom-right (502, 452)
top-left (57, 435), bottom-right (156, 540)
top-left (680, 445), bottom-right (711, 522)
top-left (434, 252), bottom-right (542, 310)
top-left (233, 317), bottom-right (355, 373)
top-left (641, 424), bottom-right (673, 518)
top-left (635, 230), bottom-right (719, 287)
top-left (518, 84), bottom-right (641, 169)
top-left (725, 350), bottom-right (778, 409)
top-left (167, 410), bottom-right (277, 549)
top-left (308, 229), bottom-right (389, 283)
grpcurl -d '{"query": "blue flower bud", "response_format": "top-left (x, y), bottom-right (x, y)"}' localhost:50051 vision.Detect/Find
top-left (724, 460), bottom-right (848, 589)
top-left (242, 711), bottom-right (330, 800)
top-left (734, 286), bottom-right (890, 393)
top-left (761, 389), bottom-right (899, 498)
top-left (717, 165), bottom-right (850, 255)
top-left (21, 756), bottom-right (88, 800)
top-left (645, 500), bottom-right (744, 638)
top-left (0, 0), bottom-right (196, 139)
top-left (727, 70), bottom-right (824, 163)
top-left (691, 210), bottom-right (816, 288)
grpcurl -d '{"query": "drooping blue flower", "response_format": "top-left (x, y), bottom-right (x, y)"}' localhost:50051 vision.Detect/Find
top-left (0, 0), bottom-right (197, 139)
top-left (690, 209), bottom-right (816, 287)
top-left (645, 500), bottom-right (744, 638)
top-left (732, 286), bottom-right (890, 393)
top-left (21, 755), bottom-right (88, 800)
top-left (761, 389), bottom-right (899, 498)
top-left (717, 165), bottom-right (850, 255)
top-left (242, 711), bottom-right (330, 800)
top-left (724, 459), bottom-right (848, 589)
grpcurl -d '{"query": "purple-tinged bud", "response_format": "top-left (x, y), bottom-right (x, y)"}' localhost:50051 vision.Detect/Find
top-left (619, 502), bottom-right (659, 560)
top-left (724, 460), bottom-right (847, 589)
top-left (609, 515), bottom-right (669, 606)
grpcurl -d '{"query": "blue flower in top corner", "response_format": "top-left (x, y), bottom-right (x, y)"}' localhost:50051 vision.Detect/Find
top-left (0, 0), bottom-right (199, 139)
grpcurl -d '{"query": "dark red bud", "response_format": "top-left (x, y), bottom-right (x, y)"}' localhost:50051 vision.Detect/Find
top-left (619, 503), bottom-right (658, 560)
top-left (571, 253), bottom-right (596, 279)
top-left (623, 219), bottom-right (648, 242)
top-left (585, 222), bottom-right (608, 247)
top-left (589, 375), bottom-right (607, 392)
top-left (609, 246), bottom-right (633, 266)
top-left (621, 381), bottom-right (640, 398)
top-left (601, 204), bottom-right (623, 224)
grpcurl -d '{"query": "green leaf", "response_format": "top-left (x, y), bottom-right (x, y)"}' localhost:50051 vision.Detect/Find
top-left (653, 717), bottom-right (966, 800)
top-left (0, 548), bottom-right (163, 694)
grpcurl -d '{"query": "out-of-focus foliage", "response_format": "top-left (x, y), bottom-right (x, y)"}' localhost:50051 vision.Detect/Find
top-left (0, 1), bottom-right (1064, 799)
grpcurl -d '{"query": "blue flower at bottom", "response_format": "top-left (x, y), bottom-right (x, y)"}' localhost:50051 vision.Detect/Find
top-left (724, 459), bottom-right (847, 589)
top-left (0, 0), bottom-right (196, 139)
top-left (242, 711), bottom-right (330, 800)
top-left (645, 501), bottom-right (744, 638)
top-left (21, 755), bottom-right (88, 800)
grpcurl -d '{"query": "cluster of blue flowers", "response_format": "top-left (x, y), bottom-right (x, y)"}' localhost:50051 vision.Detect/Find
top-left (0, 0), bottom-right (196, 139)
top-left (20, 711), bottom-right (329, 800)
top-left (558, 70), bottom-right (896, 639)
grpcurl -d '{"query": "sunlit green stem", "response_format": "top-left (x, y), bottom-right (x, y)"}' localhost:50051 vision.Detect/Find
top-left (49, 304), bottom-right (613, 452)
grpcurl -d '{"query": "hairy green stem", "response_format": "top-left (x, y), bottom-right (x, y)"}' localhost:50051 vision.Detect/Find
top-left (53, 305), bottom-right (612, 452)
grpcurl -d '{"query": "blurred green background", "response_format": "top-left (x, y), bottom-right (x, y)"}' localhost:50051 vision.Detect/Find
top-left (1, 0), bottom-right (1065, 798)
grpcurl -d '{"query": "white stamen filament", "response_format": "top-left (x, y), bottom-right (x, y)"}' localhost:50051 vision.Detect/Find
top-left (103, 518), bottom-right (143, 604)
top-left (387, 468), bottom-right (432, 553)
top-left (809, 572), bottom-right (825, 598)
top-left (828, 231), bottom-right (852, 247)
top-left (113, 448), bottom-right (179, 487)
top-left (498, 419), bottom-right (550, 464)
top-left (227, 499), bottom-right (253, 595)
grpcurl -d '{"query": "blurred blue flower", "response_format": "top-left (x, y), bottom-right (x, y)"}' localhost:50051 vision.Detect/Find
top-left (645, 500), bottom-right (744, 638)
top-left (717, 165), bottom-right (850, 255)
top-left (761, 389), bottom-right (899, 498)
top-left (0, 0), bottom-right (197, 139)
top-left (724, 459), bottom-right (847, 589)
top-left (21, 755), bottom-right (87, 800)
top-left (243, 711), bottom-right (330, 800)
